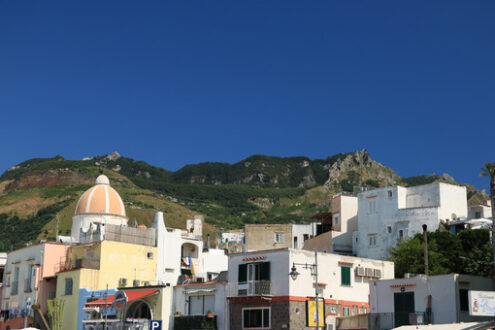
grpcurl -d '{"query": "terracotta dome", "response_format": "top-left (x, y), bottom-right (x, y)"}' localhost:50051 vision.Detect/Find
top-left (74, 175), bottom-right (126, 217)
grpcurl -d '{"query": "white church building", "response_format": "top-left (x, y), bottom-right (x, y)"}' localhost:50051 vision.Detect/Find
top-left (68, 174), bottom-right (228, 286)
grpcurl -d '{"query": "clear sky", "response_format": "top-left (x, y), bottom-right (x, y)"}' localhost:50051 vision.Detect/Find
top-left (1, 1), bottom-right (493, 190)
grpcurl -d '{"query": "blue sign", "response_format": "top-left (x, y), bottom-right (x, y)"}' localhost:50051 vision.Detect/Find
top-left (150, 320), bottom-right (162, 330)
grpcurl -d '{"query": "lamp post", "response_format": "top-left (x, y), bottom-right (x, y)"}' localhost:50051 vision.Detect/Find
top-left (288, 250), bottom-right (321, 330)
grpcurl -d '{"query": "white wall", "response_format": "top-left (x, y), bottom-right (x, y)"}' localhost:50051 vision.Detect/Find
top-left (1, 244), bottom-right (44, 311)
top-left (288, 249), bottom-right (394, 303)
top-left (370, 275), bottom-right (457, 324)
top-left (173, 282), bottom-right (228, 330)
top-left (357, 183), bottom-right (467, 260)
top-left (291, 223), bottom-right (318, 249)
top-left (200, 249), bottom-right (228, 280)
top-left (228, 248), bottom-right (393, 305)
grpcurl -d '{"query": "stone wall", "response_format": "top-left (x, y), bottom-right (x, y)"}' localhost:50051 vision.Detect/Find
top-left (230, 299), bottom-right (338, 330)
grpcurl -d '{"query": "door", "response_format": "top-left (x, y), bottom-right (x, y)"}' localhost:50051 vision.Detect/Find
top-left (394, 292), bottom-right (415, 327)
top-left (247, 263), bottom-right (256, 295)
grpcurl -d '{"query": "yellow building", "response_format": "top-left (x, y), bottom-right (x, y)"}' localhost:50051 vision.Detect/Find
top-left (56, 240), bottom-right (157, 330)
top-left (55, 173), bottom-right (158, 330)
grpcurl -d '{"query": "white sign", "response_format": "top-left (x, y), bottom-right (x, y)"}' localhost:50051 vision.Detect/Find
top-left (469, 290), bottom-right (495, 316)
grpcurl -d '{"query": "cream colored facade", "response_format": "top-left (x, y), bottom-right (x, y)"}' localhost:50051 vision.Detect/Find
top-left (56, 240), bottom-right (157, 330)
top-left (244, 223), bottom-right (318, 251)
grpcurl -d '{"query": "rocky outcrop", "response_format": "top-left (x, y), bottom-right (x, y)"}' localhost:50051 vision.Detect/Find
top-left (324, 149), bottom-right (400, 190)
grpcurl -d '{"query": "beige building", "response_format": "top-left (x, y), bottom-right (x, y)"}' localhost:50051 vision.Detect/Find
top-left (303, 194), bottom-right (358, 254)
top-left (244, 223), bottom-right (319, 251)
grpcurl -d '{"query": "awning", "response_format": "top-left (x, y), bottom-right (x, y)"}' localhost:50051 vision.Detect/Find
top-left (85, 289), bottom-right (158, 308)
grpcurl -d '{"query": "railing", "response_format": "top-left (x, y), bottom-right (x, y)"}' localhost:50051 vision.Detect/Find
top-left (227, 281), bottom-right (272, 297)
top-left (55, 257), bottom-right (100, 272)
top-left (24, 278), bottom-right (32, 292)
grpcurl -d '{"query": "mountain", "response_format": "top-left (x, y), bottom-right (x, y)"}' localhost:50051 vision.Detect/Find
top-left (0, 150), bottom-right (489, 250)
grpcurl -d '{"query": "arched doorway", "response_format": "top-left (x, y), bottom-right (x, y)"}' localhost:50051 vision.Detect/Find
top-left (125, 299), bottom-right (153, 320)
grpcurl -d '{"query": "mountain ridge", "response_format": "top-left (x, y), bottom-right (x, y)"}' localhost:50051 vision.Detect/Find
top-left (0, 150), bottom-right (489, 250)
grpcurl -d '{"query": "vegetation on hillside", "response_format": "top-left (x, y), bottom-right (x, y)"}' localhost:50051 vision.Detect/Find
top-left (0, 152), bottom-right (490, 251)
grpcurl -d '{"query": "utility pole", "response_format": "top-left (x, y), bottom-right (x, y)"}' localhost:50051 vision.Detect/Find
top-left (422, 224), bottom-right (428, 275)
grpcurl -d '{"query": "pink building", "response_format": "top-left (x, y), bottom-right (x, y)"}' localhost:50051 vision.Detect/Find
top-left (1, 242), bottom-right (68, 328)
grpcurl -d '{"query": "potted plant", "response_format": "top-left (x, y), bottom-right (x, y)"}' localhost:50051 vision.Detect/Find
top-left (206, 310), bottom-right (215, 318)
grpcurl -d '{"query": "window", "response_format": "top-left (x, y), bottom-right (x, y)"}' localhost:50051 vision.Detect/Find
top-left (64, 278), bottom-right (73, 295)
top-left (399, 230), bottom-right (404, 241)
top-left (303, 234), bottom-right (309, 241)
top-left (387, 226), bottom-right (392, 234)
top-left (460, 289), bottom-right (468, 311)
top-left (475, 211), bottom-right (481, 219)
top-left (333, 214), bottom-right (339, 226)
top-left (359, 307), bottom-right (367, 314)
top-left (388, 190), bottom-right (393, 198)
top-left (343, 306), bottom-right (350, 316)
top-left (243, 308), bottom-right (270, 328)
top-left (147, 252), bottom-right (154, 259)
top-left (369, 200), bottom-right (377, 213)
top-left (341, 266), bottom-right (351, 286)
top-left (274, 233), bottom-right (284, 243)
top-left (369, 235), bottom-right (377, 247)
top-left (293, 236), bottom-right (298, 249)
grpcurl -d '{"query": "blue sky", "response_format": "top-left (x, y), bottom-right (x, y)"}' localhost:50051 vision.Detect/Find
top-left (0, 1), bottom-right (494, 190)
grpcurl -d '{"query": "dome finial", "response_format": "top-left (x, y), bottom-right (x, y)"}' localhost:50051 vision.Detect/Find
top-left (95, 174), bottom-right (110, 185)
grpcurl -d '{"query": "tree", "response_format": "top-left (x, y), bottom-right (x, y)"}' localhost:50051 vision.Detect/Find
top-left (389, 229), bottom-right (492, 278)
top-left (480, 163), bottom-right (495, 270)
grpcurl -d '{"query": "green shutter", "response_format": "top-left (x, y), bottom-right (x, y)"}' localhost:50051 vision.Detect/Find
top-left (260, 262), bottom-right (271, 281)
top-left (341, 266), bottom-right (350, 286)
top-left (239, 264), bottom-right (247, 282)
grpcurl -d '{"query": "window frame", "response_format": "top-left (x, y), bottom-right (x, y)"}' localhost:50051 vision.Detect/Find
top-left (242, 307), bottom-right (270, 329)
top-left (64, 278), bottom-right (73, 296)
top-left (274, 232), bottom-right (284, 244)
top-left (369, 235), bottom-right (377, 247)
top-left (340, 266), bottom-right (351, 286)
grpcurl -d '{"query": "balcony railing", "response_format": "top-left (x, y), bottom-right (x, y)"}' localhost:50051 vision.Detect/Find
top-left (55, 257), bottom-right (100, 272)
top-left (227, 281), bottom-right (272, 297)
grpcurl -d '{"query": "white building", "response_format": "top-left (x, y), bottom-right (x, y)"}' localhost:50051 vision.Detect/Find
top-left (370, 274), bottom-right (495, 328)
top-left (153, 212), bottom-right (228, 287)
top-left (227, 248), bottom-right (394, 329)
top-left (468, 200), bottom-right (492, 220)
top-left (173, 271), bottom-right (229, 330)
top-left (356, 182), bottom-right (467, 260)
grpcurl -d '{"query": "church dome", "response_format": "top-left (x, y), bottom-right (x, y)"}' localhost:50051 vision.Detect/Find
top-left (74, 175), bottom-right (126, 217)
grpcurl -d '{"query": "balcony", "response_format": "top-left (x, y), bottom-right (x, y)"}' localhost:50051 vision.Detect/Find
top-left (24, 278), bottom-right (32, 292)
top-left (56, 257), bottom-right (100, 272)
top-left (227, 281), bottom-right (273, 297)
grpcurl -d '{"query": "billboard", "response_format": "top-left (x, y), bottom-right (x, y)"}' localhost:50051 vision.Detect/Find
top-left (306, 299), bottom-right (325, 327)
top-left (469, 290), bottom-right (495, 316)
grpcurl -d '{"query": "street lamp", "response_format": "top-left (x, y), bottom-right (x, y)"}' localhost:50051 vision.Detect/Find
top-left (288, 250), bottom-right (321, 330)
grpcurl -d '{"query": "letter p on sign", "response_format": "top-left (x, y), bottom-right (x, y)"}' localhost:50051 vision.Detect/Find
top-left (150, 320), bottom-right (162, 330)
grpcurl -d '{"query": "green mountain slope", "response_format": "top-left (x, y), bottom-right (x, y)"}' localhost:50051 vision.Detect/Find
top-left (0, 150), bottom-right (489, 250)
